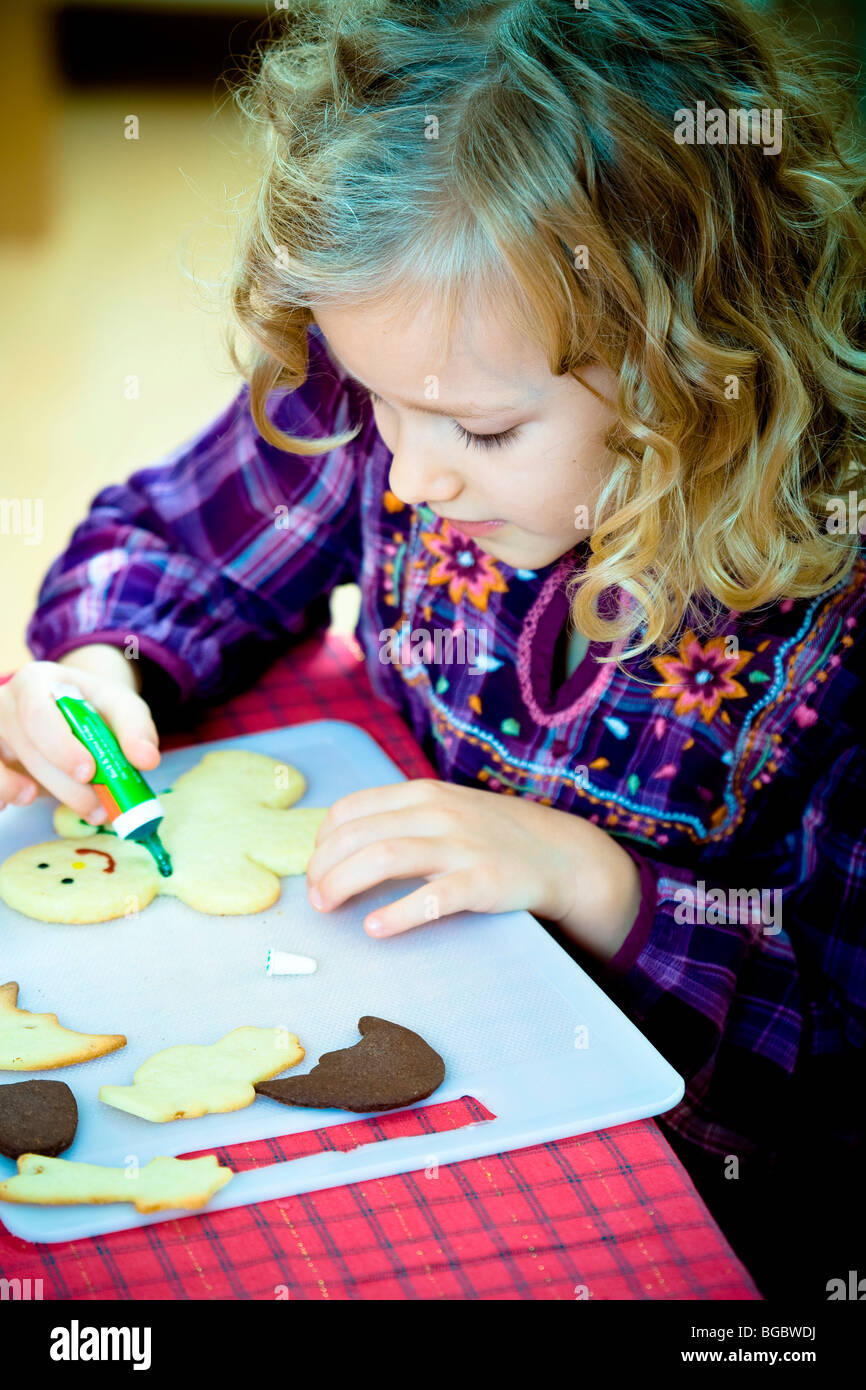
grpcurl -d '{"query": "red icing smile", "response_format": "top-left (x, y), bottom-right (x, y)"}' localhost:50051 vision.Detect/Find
top-left (74, 847), bottom-right (116, 874)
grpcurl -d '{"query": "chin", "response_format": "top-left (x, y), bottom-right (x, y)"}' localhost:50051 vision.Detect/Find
top-left (482, 536), bottom-right (575, 569)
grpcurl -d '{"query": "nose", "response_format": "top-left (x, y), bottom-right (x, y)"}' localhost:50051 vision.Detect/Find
top-left (387, 444), bottom-right (463, 510)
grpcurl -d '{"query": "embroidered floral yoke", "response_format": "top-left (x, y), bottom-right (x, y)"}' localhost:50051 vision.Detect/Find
top-left (28, 326), bottom-right (866, 1164)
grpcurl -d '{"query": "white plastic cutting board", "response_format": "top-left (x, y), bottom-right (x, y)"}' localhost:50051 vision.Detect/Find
top-left (0, 720), bottom-right (683, 1243)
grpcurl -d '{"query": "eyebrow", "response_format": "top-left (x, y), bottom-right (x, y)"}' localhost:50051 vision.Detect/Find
top-left (327, 349), bottom-right (526, 419)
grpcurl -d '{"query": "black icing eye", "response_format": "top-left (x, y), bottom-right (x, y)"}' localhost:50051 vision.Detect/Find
top-left (37, 862), bottom-right (49, 869)
top-left (60, 877), bottom-right (74, 884)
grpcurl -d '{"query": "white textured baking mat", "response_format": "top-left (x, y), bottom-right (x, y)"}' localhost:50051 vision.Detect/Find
top-left (0, 720), bottom-right (682, 1242)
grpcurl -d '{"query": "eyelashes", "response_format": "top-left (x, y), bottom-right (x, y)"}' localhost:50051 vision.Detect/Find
top-left (450, 421), bottom-right (520, 451)
top-left (367, 391), bottom-right (520, 451)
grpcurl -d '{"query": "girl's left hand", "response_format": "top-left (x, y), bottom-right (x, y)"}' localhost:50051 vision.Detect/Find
top-left (306, 778), bottom-right (642, 962)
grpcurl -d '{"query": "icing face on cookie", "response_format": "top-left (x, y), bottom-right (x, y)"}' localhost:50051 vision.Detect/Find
top-left (0, 841), bottom-right (159, 924)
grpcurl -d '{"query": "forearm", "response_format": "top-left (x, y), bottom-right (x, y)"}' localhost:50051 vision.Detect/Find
top-left (552, 834), bottom-right (644, 965)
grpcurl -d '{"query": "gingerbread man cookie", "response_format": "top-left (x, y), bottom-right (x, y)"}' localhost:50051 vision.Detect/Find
top-left (0, 750), bottom-right (326, 924)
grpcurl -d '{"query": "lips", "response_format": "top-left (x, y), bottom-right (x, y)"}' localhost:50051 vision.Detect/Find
top-left (437, 516), bottom-right (506, 538)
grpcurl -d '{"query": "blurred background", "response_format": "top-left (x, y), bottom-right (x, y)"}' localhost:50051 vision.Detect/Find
top-left (1, 0), bottom-right (864, 669)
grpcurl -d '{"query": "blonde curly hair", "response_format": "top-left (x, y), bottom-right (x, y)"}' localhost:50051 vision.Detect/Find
top-left (225, 0), bottom-right (866, 659)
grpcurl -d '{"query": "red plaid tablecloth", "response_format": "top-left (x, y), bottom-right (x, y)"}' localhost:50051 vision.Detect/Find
top-left (0, 635), bottom-right (760, 1299)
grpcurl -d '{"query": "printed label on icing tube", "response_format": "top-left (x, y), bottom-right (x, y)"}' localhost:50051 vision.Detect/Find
top-left (52, 684), bottom-right (157, 818)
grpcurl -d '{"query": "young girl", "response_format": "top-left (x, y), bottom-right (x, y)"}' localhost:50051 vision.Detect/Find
top-left (3, 0), bottom-right (864, 1296)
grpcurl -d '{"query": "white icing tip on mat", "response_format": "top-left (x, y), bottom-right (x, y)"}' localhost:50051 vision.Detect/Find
top-left (266, 949), bottom-right (317, 976)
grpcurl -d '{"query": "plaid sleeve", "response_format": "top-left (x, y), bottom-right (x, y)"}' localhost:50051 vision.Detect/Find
top-left (601, 737), bottom-right (866, 1156)
top-left (26, 333), bottom-right (362, 703)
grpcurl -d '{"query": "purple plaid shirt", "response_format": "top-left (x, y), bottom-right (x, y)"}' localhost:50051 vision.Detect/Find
top-left (28, 324), bottom-right (866, 1164)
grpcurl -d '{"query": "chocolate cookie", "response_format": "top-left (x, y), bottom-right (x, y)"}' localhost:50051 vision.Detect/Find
top-left (0, 1080), bottom-right (78, 1159)
top-left (254, 1016), bottom-right (445, 1113)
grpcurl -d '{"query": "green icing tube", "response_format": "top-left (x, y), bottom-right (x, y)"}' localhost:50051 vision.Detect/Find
top-left (52, 683), bottom-right (172, 877)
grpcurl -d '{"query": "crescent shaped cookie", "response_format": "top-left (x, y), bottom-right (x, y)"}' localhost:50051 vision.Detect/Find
top-left (0, 982), bottom-right (126, 1071)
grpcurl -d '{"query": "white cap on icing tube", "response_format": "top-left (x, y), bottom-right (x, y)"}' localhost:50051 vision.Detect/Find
top-left (266, 949), bottom-right (317, 976)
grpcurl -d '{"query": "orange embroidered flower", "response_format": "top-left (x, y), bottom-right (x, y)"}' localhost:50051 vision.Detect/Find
top-left (420, 521), bottom-right (509, 611)
top-left (651, 631), bottom-right (753, 723)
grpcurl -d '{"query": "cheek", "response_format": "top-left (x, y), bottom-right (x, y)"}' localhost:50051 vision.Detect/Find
top-left (543, 409), bottom-right (616, 508)
top-left (500, 440), bottom-right (598, 527)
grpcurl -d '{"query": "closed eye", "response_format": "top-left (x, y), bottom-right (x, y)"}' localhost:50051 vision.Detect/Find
top-left (449, 421), bottom-right (520, 451)
top-left (368, 391), bottom-right (520, 451)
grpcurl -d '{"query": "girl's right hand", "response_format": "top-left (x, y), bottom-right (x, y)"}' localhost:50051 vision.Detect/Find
top-left (0, 658), bottom-right (161, 822)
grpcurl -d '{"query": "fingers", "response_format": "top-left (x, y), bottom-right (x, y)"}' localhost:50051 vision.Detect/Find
top-left (11, 674), bottom-right (98, 784)
top-left (314, 778), bottom-right (443, 843)
top-left (0, 677), bottom-right (96, 814)
top-left (3, 726), bottom-right (104, 818)
top-left (307, 782), bottom-right (499, 937)
top-left (0, 662), bottom-right (160, 820)
top-left (0, 756), bottom-right (39, 809)
top-left (7, 672), bottom-right (104, 815)
top-left (69, 674), bottom-right (161, 770)
top-left (308, 836), bottom-right (451, 913)
top-left (12, 665), bottom-right (159, 778)
top-left (307, 806), bottom-right (457, 887)
top-left (364, 868), bottom-right (490, 937)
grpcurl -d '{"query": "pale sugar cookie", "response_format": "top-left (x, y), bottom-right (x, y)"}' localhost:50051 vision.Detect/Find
top-left (99, 1025), bottom-right (304, 1122)
top-left (0, 1153), bottom-right (232, 1213)
top-left (0, 982), bottom-right (126, 1070)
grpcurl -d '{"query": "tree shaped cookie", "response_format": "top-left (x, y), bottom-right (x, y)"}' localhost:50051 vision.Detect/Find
top-left (0, 982), bottom-right (126, 1070)
top-left (0, 750), bottom-right (327, 923)
top-left (99, 1026), bottom-right (304, 1121)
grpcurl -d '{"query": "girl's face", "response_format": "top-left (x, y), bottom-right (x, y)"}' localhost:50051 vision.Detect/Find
top-left (313, 296), bottom-right (619, 571)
